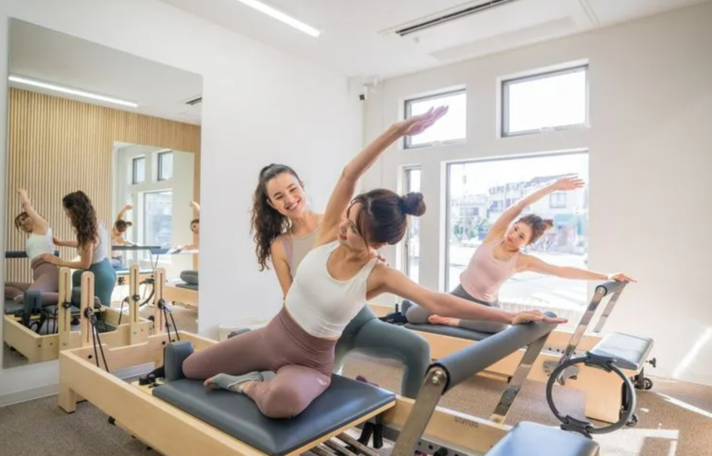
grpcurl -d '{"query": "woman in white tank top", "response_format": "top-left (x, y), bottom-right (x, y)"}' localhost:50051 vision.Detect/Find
top-left (182, 107), bottom-right (567, 420)
top-left (4, 189), bottom-right (59, 303)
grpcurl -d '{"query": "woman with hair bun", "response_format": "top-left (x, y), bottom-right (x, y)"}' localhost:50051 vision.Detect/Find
top-left (407, 176), bottom-right (635, 333)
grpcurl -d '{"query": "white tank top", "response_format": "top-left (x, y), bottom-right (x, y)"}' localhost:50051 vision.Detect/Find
top-left (285, 241), bottom-right (379, 339)
top-left (26, 228), bottom-right (54, 261)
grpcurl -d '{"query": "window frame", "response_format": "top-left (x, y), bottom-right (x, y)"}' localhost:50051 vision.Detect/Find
top-left (157, 151), bottom-right (173, 182)
top-left (402, 166), bottom-right (422, 282)
top-left (444, 150), bottom-right (589, 292)
top-left (143, 189), bottom-right (173, 248)
top-left (403, 88), bottom-right (467, 150)
top-left (501, 65), bottom-right (589, 138)
top-left (132, 156), bottom-right (146, 185)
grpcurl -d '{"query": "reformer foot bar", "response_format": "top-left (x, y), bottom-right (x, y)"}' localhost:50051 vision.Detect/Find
top-left (3, 266), bottom-right (151, 363)
top-left (58, 310), bottom-right (599, 456)
top-left (391, 280), bottom-right (655, 425)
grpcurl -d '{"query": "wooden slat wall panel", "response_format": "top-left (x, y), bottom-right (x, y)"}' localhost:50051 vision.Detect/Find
top-left (5, 88), bottom-right (201, 283)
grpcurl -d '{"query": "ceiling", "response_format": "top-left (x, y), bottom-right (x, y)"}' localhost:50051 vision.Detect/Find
top-left (9, 19), bottom-right (203, 125)
top-left (159, 0), bottom-right (711, 80)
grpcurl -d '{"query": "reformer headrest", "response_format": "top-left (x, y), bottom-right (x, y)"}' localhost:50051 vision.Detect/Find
top-left (164, 341), bottom-right (195, 381)
top-left (431, 312), bottom-right (558, 392)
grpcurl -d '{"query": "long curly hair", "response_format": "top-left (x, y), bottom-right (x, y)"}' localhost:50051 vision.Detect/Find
top-left (62, 191), bottom-right (99, 249)
top-left (250, 164), bottom-right (302, 271)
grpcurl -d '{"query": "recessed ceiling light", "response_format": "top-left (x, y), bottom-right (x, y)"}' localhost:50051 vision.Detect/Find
top-left (235, 0), bottom-right (320, 37)
top-left (8, 75), bottom-right (139, 108)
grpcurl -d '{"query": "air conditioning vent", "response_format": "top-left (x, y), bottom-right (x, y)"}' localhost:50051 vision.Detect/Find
top-left (185, 96), bottom-right (202, 106)
top-left (395, 0), bottom-right (519, 37)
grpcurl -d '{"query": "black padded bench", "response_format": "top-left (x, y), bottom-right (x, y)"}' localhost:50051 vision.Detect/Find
top-left (485, 422), bottom-right (599, 456)
top-left (151, 342), bottom-right (395, 456)
top-left (588, 332), bottom-right (654, 371)
top-left (4, 299), bottom-right (23, 315)
top-left (153, 376), bottom-right (394, 456)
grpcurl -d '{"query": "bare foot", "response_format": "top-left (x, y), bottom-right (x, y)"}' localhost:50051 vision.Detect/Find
top-left (428, 314), bottom-right (461, 327)
top-left (204, 377), bottom-right (218, 389)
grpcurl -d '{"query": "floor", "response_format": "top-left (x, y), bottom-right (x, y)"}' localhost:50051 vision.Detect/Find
top-left (1, 305), bottom-right (710, 455)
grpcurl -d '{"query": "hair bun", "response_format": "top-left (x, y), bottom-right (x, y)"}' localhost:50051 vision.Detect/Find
top-left (543, 219), bottom-right (554, 229)
top-left (400, 192), bottom-right (426, 217)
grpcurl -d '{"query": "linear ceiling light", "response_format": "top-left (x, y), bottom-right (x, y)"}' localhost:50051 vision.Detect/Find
top-left (235, 0), bottom-right (320, 37)
top-left (8, 75), bottom-right (139, 108)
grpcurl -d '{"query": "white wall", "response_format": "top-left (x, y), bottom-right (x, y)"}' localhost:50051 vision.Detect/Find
top-left (0, 0), bottom-right (361, 403)
top-left (362, 3), bottom-right (712, 386)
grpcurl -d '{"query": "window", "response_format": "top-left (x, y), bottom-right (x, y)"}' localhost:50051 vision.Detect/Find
top-left (550, 192), bottom-right (567, 209)
top-left (144, 191), bottom-right (173, 248)
top-left (132, 157), bottom-right (146, 184)
top-left (158, 151), bottom-right (173, 181)
top-left (403, 167), bottom-right (422, 282)
top-left (404, 89), bottom-right (466, 149)
top-left (502, 66), bottom-right (588, 136)
top-left (446, 152), bottom-right (589, 310)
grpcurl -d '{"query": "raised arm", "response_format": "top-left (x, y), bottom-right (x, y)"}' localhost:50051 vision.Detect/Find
top-left (17, 189), bottom-right (48, 234)
top-left (115, 203), bottom-right (133, 223)
top-left (519, 254), bottom-right (636, 282)
top-left (317, 106), bottom-right (449, 246)
top-left (486, 176), bottom-right (584, 241)
top-left (367, 264), bottom-right (567, 325)
top-left (190, 201), bottom-right (201, 215)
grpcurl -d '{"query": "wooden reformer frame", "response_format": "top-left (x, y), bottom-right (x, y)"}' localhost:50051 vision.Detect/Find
top-left (3, 265), bottom-right (152, 364)
top-left (59, 308), bottom-right (591, 456)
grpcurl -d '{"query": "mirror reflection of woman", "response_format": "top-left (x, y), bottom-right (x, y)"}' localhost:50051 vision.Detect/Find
top-left (177, 201), bottom-right (200, 251)
top-left (41, 191), bottom-right (116, 307)
top-left (4, 188), bottom-right (59, 303)
top-left (110, 203), bottom-right (134, 270)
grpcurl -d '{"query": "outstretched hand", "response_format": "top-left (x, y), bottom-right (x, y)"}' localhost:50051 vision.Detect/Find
top-left (17, 188), bottom-right (29, 201)
top-left (608, 272), bottom-right (636, 283)
top-left (395, 106), bottom-right (449, 136)
top-left (553, 176), bottom-right (585, 192)
top-left (512, 310), bottom-right (567, 326)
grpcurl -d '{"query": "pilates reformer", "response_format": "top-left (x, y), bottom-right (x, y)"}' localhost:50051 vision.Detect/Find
top-left (3, 266), bottom-right (151, 364)
top-left (58, 308), bottom-right (601, 456)
top-left (382, 280), bottom-right (655, 430)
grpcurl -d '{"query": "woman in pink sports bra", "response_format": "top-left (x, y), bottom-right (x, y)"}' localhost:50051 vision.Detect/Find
top-left (406, 176), bottom-right (636, 333)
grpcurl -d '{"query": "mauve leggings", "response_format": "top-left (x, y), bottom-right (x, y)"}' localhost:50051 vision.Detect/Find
top-left (182, 308), bottom-right (336, 419)
top-left (4, 258), bottom-right (60, 305)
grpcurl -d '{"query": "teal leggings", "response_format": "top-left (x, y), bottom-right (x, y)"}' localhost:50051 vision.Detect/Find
top-left (334, 306), bottom-right (430, 399)
top-left (72, 258), bottom-right (117, 307)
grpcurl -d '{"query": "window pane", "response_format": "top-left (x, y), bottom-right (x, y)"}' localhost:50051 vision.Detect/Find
top-left (404, 168), bottom-right (421, 282)
top-left (132, 157), bottom-right (145, 184)
top-left (144, 191), bottom-right (172, 248)
top-left (405, 91), bottom-right (466, 148)
top-left (504, 67), bottom-right (587, 135)
top-left (446, 153), bottom-right (589, 312)
top-left (158, 152), bottom-right (173, 181)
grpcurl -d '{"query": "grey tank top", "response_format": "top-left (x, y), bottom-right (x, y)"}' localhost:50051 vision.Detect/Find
top-left (281, 228), bottom-right (319, 278)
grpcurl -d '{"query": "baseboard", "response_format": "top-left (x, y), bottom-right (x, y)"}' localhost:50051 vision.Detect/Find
top-left (0, 363), bottom-right (155, 408)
